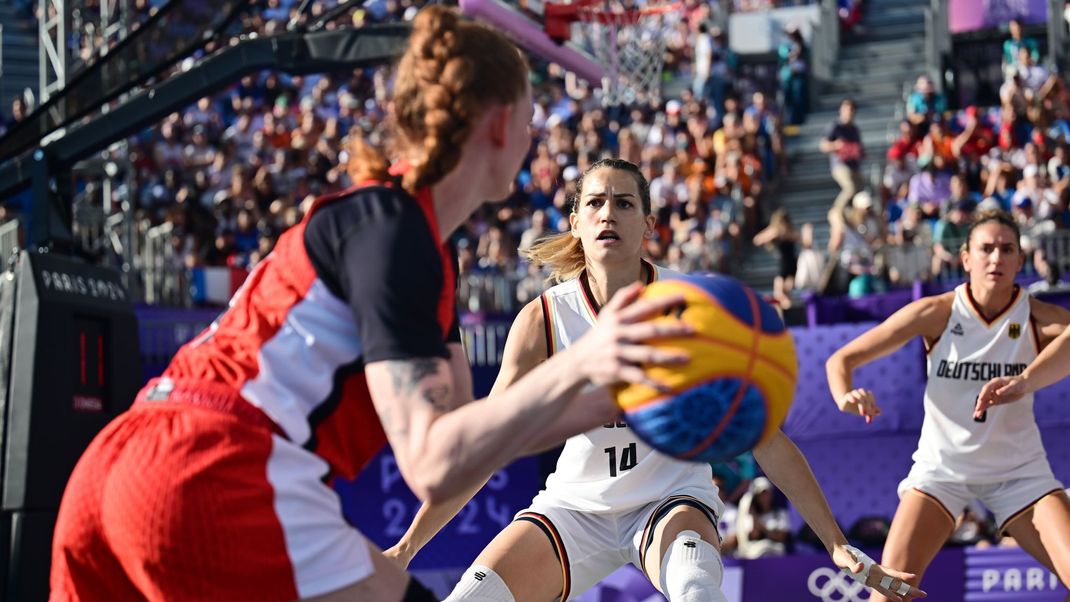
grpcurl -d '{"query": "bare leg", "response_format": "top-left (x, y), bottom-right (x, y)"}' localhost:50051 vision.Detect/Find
top-left (1006, 492), bottom-right (1070, 588)
top-left (465, 519), bottom-right (566, 602)
top-left (643, 505), bottom-right (721, 595)
top-left (872, 490), bottom-right (955, 602)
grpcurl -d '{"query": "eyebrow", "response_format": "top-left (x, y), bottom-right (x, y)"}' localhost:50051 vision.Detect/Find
top-left (583, 192), bottom-right (638, 199)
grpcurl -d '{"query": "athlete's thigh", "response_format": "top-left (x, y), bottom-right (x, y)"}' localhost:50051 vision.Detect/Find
top-left (1011, 492), bottom-right (1070, 585)
top-left (643, 505), bottom-right (721, 590)
top-left (470, 519), bottom-right (565, 602)
top-left (874, 490), bottom-right (956, 602)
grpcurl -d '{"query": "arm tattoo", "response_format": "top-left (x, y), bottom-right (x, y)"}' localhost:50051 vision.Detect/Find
top-left (386, 358), bottom-right (452, 411)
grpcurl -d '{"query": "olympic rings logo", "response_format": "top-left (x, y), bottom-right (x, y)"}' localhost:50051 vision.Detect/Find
top-left (807, 567), bottom-right (870, 602)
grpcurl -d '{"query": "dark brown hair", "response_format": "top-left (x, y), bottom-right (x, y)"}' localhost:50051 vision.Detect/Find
top-left (963, 208), bottom-right (1021, 252)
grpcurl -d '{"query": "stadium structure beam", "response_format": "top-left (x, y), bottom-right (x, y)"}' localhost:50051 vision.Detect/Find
top-left (0, 24), bottom-right (410, 248)
top-left (6, 0), bottom-right (248, 165)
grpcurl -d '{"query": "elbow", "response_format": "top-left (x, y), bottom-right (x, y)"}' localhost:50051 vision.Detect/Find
top-left (407, 472), bottom-right (451, 505)
top-left (824, 352), bottom-right (845, 376)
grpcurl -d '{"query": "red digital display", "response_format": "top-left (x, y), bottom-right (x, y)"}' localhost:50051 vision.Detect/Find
top-left (73, 315), bottom-right (107, 412)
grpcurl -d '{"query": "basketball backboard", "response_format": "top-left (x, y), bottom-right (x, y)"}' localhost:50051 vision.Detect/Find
top-left (458, 0), bottom-right (603, 86)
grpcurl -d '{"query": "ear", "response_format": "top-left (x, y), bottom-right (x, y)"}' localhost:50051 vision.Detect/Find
top-left (570, 211), bottom-right (581, 239)
top-left (960, 245), bottom-right (971, 274)
top-left (486, 104), bottom-right (511, 149)
top-left (645, 214), bottom-right (656, 239)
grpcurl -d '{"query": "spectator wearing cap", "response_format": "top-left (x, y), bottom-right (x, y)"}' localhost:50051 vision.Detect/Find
top-left (906, 75), bottom-right (946, 135)
top-left (1002, 18), bottom-right (1041, 80)
top-left (821, 99), bottom-right (865, 221)
top-left (827, 190), bottom-right (883, 296)
top-left (736, 477), bottom-right (791, 559)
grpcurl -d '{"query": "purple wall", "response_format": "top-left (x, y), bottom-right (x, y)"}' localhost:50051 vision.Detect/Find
top-left (134, 303), bottom-right (1070, 571)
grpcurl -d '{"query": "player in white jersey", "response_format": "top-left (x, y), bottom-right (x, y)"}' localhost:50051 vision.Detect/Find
top-left (826, 209), bottom-right (1070, 601)
top-left (386, 159), bottom-right (924, 602)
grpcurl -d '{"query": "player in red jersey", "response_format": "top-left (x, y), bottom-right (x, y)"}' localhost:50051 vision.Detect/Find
top-left (49, 7), bottom-right (691, 601)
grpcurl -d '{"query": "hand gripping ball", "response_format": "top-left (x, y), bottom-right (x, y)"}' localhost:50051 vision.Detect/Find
top-left (614, 274), bottom-right (797, 463)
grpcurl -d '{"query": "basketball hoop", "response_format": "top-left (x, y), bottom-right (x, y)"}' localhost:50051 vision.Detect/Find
top-left (544, 0), bottom-right (682, 106)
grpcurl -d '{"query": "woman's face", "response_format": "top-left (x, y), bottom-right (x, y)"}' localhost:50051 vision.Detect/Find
top-left (962, 222), bottom-right (1024, 290)
top-left (570, 167), bottom-right (654, 265)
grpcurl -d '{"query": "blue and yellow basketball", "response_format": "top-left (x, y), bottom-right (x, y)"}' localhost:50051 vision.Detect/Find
top-left (615, 274), bottom-right (797, 463)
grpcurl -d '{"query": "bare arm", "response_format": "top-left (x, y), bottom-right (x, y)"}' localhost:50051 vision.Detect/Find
top-left (366, 283), bottom-right (690, 503)
top-left (825, 294), bottom-right (951, 420)
top-left (976, 299), bottom-right (1070, 413)
top-left (383, 300), bottom-right (550, 567)
top-left (752, 224), bottom-right (781, 247)
top-left (753, 430), bottom-right (928, 601)
top-left (753, 430), bottom-right (845, 554)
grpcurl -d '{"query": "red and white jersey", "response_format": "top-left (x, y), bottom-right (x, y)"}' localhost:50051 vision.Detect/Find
top-left (162, 180), bottom-right (459, 481)
top-left (916, 284), bottom-right (1050, 483)
top-left (533, 262), bottom-right (720, 514)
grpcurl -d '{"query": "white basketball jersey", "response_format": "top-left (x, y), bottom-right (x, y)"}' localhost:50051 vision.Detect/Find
top-left (916, 285), bottom-right (1051, 483)
top-left (532, 262), bottom-right (716, 513)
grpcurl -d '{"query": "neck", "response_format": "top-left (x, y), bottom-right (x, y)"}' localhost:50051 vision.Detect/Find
top-left (430, 158), bottom-right (488, 243)
top-left (969, 280), bottom-right (1016, 316)
top-left (585, 257), bottom-right (647, 308)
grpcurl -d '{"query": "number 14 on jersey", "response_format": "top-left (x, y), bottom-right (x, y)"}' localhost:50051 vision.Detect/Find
top-left (605, 443), bottom-right (637, 477)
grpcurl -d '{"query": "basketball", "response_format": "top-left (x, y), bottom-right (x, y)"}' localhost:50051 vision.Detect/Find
top-left (614, 274), bottom-right (797, 463)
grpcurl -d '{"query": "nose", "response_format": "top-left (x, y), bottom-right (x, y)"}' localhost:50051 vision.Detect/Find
top-left (598, 202), bottom-right (616, 222)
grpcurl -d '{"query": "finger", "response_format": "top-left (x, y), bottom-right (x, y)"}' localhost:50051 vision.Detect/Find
top-left (617, 345), bottom-right (690, 366)
top-left (600, 282), bottom-right (645, 313)
top-left (617, 320), bottom-right (694, 343)
top-left (614, 292), bottom-right (689, 324)
top-left (614, 365), bottom-right (672, 392)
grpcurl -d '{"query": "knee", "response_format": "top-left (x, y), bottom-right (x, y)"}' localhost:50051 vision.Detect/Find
top-left (660, 530), bottom-right (727, 602)
top-left (445, 565), bottom-right (516, 602)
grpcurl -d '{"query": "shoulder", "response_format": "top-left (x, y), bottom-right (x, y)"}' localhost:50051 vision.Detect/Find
top-left (305, 185), bottom-right (434, 260)
top-left (1029, 296), bottom-right (1070, 328)
top-left (900, 292), bottom-right (955, 332)
top-left (919, 290), bottom-right (956, 313)
top-left (506, 297), bottom-right (551, 361)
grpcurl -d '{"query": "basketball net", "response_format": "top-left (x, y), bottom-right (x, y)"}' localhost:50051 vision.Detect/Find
top-left (550, 0), bottom-right (681, 106)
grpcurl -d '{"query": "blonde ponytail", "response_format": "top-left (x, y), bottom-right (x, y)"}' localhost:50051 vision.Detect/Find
top-left (522, 232), bottom-right (585, 283)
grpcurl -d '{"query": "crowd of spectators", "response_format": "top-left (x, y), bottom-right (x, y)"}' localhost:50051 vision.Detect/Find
top-left (768, 18), bottom-right (1070, 301)
top-left (2, 0), bottom-right (796, 312)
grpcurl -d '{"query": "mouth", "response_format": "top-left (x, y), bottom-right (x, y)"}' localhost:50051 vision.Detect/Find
top-left (596, 230), bottom-right (621, 244)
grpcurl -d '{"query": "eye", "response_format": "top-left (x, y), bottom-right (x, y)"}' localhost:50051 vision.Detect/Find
top-left (618, 199), bottom-right (633, 209)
